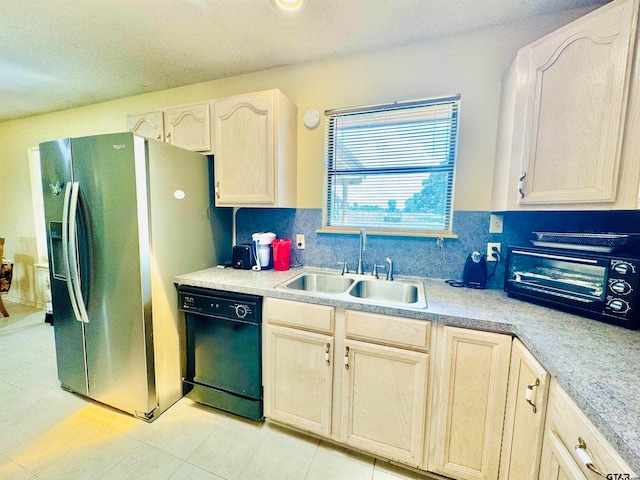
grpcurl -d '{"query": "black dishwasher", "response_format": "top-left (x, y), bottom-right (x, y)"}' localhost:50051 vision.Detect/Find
top-left (178, 285), bottom-right (263, 421)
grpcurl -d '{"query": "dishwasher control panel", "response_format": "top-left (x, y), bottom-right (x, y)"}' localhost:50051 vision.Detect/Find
top-left (178, 287), bottom-right (261, 324)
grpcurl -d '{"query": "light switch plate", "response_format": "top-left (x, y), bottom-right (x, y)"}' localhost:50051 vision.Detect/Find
top-left (489, 214), bottom-right (504, 233)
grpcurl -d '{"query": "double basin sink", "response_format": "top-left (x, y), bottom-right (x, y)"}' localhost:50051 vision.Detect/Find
top-left (277, 270), bottom-right (427, 310)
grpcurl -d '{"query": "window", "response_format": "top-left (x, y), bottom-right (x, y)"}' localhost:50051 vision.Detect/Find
top-left (323, 95), bottom-right (460, 234)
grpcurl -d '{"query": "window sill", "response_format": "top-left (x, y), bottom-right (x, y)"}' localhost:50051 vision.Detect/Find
top-left (316, 227), bottom-right (458, 239)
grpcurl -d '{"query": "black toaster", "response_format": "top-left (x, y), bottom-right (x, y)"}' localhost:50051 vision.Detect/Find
top-left (232, 244), bottom-right (255, 269)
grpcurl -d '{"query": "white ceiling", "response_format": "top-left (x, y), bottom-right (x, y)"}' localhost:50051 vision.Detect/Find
top-left (0, 0), bottom-right (607, 123)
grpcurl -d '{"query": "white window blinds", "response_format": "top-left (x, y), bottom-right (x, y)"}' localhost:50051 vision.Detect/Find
top-left (324, 95), bottom-right (460, 233)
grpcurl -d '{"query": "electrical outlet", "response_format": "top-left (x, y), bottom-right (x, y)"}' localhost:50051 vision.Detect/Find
top-left (487, 242), bottom-right (501, 262)
top-left (296, 234), bottom-right (305, 249)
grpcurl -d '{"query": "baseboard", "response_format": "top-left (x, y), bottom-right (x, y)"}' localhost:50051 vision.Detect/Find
top-left (3, 295), bottom-right (44, 309)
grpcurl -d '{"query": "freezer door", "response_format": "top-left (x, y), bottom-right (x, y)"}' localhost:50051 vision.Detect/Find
top-left (39, 138), bottom-right (89, 396)
top-left (71, 133), bottom-right (156, 418)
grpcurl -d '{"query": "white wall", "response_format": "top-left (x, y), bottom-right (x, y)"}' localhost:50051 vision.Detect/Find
top-left (0, 7), bottom-right (593, 304)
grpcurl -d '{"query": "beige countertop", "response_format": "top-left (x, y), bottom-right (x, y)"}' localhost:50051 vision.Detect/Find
top-left (175, 266), bottom-right (640, 473)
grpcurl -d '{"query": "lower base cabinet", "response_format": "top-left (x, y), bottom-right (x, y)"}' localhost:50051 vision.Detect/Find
top-left (499, 339), bottom-right (550, 480)
top-left (263, 300), bottom-right (431, 467)
top-left (341, 338), bottom-right (428, 466)
top-left (264, 325), bottom-right (333, 437)
top-left (262, 298), bottom-right (635, 480)
top-left (426, 325), bottom-right (512, 480)
top-left (539, 380), bottom-right (637, 480)
top-left (263, 298), bottom-right (335, 437)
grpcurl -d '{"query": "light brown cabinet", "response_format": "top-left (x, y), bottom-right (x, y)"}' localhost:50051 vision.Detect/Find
top-left (539, 380), bottom-right (637, 479)
top-left (263, 298), bottom-right (334, 437)
top-left (126, 102), bottom-right (211, 152)
top-left (262, 297), bottom-right (636, 480)
top-left (164, 103), bottom-right (211, 152)
top-left (492, 0), bottom-right (640, 211)
top-left (212, 89), bottom-right (297, 207)
top-left (340, 310), bottom-right (429, 466)
top-left (263, 300), bottom-right (430, 467)
top-left (126, 111), bottom-right (164, 142)
top-left (426, 324), bottom-right (512, 480)
top-left (499, 339), bottom-right (550, 480)
top-left (265, 325), bottom-right (333, 437)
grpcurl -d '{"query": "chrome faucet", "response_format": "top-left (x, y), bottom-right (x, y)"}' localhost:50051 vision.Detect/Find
top-left (385, 257), bottom-right (394, 281)
top-left (356, 228), bottom-right (367, 274)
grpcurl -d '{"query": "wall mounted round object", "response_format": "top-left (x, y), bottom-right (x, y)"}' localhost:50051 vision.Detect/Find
top-left (303, 109), bottom-right (320, 129)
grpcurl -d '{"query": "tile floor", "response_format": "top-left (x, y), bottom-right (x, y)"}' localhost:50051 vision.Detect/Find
top-left (0, 302), bottom-right (438, 480)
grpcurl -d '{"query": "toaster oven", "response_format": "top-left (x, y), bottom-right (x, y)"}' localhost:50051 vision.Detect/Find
top-left (505, 246), bottom-right (640, 329)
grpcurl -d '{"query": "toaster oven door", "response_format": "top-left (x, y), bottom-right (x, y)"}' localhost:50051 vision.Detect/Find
top-left (506, 249), bottom-right (608, 305)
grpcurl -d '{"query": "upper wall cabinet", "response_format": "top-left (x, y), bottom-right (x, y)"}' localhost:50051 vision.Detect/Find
top-left (126, 111), bottom-right (165, 142)
top-left (126, 102), bottom-right (211, 153)
top-left (164, 103), bottom-right (211, 152)
top-left (492, 0), bottom-right (640, 211)
top-left (212, 89), bottom-right (297, 207)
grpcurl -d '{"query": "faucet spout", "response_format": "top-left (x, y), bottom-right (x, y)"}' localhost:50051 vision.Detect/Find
top-left (385, 257), bottom-right (394, 281)
top-left (356, 228), bottom-right (367, 274)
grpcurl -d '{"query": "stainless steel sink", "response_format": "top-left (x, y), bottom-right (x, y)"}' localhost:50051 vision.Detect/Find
top-left (277, 270), bottom-right (427, 310)
top-left (348, 279), bottom-right (419, 304)
top-left (282, 273), bottom-right (354, 294)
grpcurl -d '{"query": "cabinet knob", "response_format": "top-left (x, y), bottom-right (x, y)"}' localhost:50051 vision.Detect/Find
top-left (325, 343), bottom-right (331, 366)
top-left (575, 437), bottom-right (608, 478)
top-left (166, 132), bottom-right (172, 144)
top-left (344, 346), bottom-right (350, 370)
top-left (525, 378), bottom-right (539, 413)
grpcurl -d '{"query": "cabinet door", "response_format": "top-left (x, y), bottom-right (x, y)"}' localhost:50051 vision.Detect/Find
top-left (164, 103), bottom-right (211, 152)
top-left (264, 325), bottom-right (333, 437)
top-left (341, 339), bottom-right (428, 467)
top-left (213, 91), bottom-right (275, 205)
top-left (427, 325), bottom-right (511, 480)
top-left (518, 0), bottom-right (637, 205)
top-left (126, 111), bottom-right (164, 142)
top-left (498, 339), bottom-right (550, 480)
top-left (540, 380), bottom-right (637, 479)
top-left (539, 429), bottom-right (590, 480)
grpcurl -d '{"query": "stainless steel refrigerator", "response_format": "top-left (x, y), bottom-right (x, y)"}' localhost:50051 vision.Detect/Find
top-left (39, 132), bottom-right (231, 421)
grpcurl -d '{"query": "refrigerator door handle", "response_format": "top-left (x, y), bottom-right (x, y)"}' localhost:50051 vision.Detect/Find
top-left (67, 181), bottom-right (89, 324)
top-left (62, 181), bottom-right (82, 323)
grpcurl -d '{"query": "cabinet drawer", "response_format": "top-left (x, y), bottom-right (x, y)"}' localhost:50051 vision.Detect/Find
top-left (544, 380), bottom-right (636, 478)
top-left (345, 310), bottom-right (430, 351)
top-left (264, 297), bottom-right (334, 333)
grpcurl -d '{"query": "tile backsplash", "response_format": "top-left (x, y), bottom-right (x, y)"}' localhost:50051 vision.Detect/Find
top-left (235, 208), bottom-right (640, 290)
top-left (236, 208), bottom-right (502, 288)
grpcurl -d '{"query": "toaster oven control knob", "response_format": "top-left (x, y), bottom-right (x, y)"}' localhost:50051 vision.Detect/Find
top-left (233, 304), bottom-right (251, 319)
top-left (612, 262), bottom-right (633, 275)
top-left (607, 298), bottom-right (630, 314)
top-left (609, 280), bottom-right (632, 295)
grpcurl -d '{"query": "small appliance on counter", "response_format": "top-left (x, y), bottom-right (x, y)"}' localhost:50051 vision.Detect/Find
top-left (505, 244), bottom-right (640, 329)
top-left (462, 251), bottom-right (487, 289)
top-left (272, 238), bottom-right (292, 271)
top-left (251, 232), bottom-right (276, 270)
top-left (232, 244), bottom-right (255, 270)
top-left (446, 251), bottom-right (488, 289)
